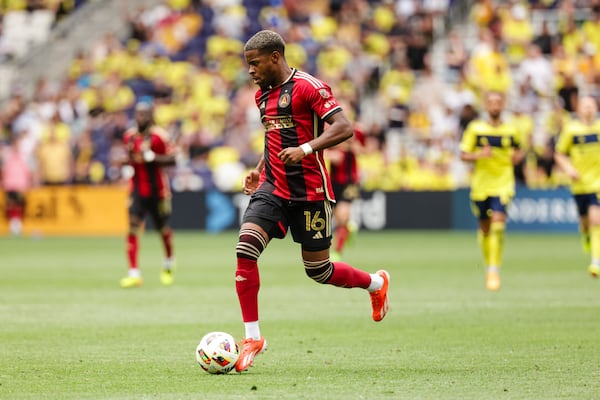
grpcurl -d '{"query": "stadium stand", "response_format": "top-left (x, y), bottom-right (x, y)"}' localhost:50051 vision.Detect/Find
top-left (1, 0), bottom-right (599, 193)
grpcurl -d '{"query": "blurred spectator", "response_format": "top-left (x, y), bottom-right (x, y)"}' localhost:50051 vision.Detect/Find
top-left (502, 3), bottom-right (534, 66)
top-left (533, 20), bottom-right (556, 56)
top-left (517, 43), bottom-right (554, 98)
top-left (2, 0), bottom-right (600, 195)
top-left (36, 126), bottom-right (73, 185)
top-left (445, 29), bottom-right (468, 82)
top-left (558, 73), bottom-right (579, 113)
top-left (0, 132), bottom-right (35, 235)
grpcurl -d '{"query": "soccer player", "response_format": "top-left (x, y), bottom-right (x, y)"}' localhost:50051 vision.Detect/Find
top-left (554, 96), bottom-right (600, 277)
top-left (1, 133), bottom-right (33, 236)
top-left (327, 125), bottom-right (364, 261)
top-left (120, 100), bottom-right (176, 288)
top-left (460, 91), bottom-right (523, 291)
top-left (234, 30), bottom-right (390, 372)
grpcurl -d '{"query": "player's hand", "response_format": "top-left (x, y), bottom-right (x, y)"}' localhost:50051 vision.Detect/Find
top-left (278, 147), bottom-right (305, 165)
top-left (243, 169), bottom-right (261, 195)
top-left (143, 150), bottom-right (156, 163)
top-left (566, 166), bottom-right (580, 181)
top-left (478, 145), bottom-right (492, 159)
top-left (130, 151), bottom-right (144, 163)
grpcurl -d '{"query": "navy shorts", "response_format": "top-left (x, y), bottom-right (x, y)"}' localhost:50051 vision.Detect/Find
top-left (573, 193), bottom-right (600, 217)
top-left (471, 196), bottom-right (508, 220)
top-left (243, 190), bottom-right (333, 251)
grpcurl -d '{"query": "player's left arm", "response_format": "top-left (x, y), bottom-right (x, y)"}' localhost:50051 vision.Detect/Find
top-left (144, 128), bottom-right (176, 166)
top-left (511, 128), bottom-right (526, 165)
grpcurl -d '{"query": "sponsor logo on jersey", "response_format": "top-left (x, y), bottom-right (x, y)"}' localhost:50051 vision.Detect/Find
top-left (262, 115), bottom-right (295, 130)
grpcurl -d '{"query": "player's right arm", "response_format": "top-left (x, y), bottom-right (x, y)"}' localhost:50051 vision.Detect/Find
top-left (243, 156), bottom-right (265, 195)
top-left (459, 121), bottom-right (492, 162)
top-left (554, 125), bottom-right (579, 180)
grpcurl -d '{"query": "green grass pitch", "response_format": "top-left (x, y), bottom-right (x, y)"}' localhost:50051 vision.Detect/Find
top-left (1, 230), bottom-right (600, 399)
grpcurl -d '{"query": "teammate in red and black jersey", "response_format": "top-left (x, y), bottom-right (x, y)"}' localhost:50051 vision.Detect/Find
top-left (119, 100), bottom-right (176, 288)
top-left (233, 30), bottom-right (391, 373)
top-left (327, 124), bottom-right (365, 261)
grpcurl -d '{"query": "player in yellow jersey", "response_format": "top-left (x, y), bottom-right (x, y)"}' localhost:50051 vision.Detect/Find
top-left (554, 96), bottom-right (600, 277)
top-left (460, 92), bottom-right (523, 291)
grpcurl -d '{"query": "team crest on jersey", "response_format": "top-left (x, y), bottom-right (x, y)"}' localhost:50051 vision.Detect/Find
top-left (319, 89), bottom-right (330, 99)
top-left (278, 93), bottom-right (291, 108)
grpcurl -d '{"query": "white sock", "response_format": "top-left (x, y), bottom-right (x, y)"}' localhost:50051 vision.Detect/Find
top-left (128, 268), bottom-right (141, 278)
top-left (164, 257), bottom-right (174, 270)
top-left (9, 218), bottom-right (22, 235)
top-left (487, 266), bottom-right (499, 273)
top-left (367, 273), bottom-right (384, 292)
top-left (244, 321), bottom-right (261, 340)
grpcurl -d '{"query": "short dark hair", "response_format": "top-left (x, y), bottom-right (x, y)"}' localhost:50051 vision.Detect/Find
top-left (244, 30), bottom-right (286, 55)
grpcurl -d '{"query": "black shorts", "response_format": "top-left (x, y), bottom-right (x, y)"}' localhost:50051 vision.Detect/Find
top-left (331, 182), bottom-right (360, 203)
top-left (6, 191), bottom-right (26, 206)
top-left (129, 193), bottom-right (171, 229)
top-left (242, 190), bottom-right (333, 251)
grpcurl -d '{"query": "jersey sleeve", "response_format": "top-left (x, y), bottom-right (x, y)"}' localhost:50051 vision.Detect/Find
top-left (459, 122), bottom-right (477, 153)
top-left (151, 127), bottom-right (170, 155)
top-left (555, 125), bottom-right (572, 155)
top-left (304, 83), bottom-right (342, 121)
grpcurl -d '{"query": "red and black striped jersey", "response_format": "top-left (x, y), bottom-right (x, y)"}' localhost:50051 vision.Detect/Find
top-left (255, 69), bottom-right (342, 202)
top-left (123, 125), bottom-right (172, 199)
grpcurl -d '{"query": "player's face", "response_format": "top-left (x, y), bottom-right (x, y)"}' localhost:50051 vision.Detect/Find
top-left (485, 93), bottom-right (504, 120)
top-left (245, 49), bottom-right (277, 90)
top-left (135, 109), bottom-right (152, 131)
top-left (578, 97), bottom-right (598, 122)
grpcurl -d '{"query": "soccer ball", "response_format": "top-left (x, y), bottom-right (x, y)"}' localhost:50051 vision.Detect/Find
top-left (196, 331), bottom-right (239, 374)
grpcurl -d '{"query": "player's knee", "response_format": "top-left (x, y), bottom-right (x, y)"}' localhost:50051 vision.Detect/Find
top-left (303, 258), bottom-right (333, 284)
top-left (490, 221), bottom-right (506, 232)
top-left (236, 228), bottom-right (267, 261)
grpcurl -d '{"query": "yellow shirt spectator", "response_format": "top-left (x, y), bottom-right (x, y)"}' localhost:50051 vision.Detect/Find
top-left (310, 15), bottom-right (337, 43)
top-left (501, 5), bottom-right (534, 65)
top-left (316, 44), bottom-right (352, 81)
top-left (469, 50), bottom-right (512, 94)
top-left (372, 4), bottom-right (396, 32)
top-left (582, 16), bottom-right (600, 55)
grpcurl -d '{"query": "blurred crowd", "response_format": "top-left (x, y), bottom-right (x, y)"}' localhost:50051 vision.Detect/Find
top-left (0, 0), bottom-right (87, 61)
top-left (1, 0), bottom-right (600, 194)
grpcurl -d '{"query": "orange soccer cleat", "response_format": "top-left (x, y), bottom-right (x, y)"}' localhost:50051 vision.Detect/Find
top-left (370, 270), bottom-right (390, 322)
top-left (235, 337), bottom-right (267, 372)
top-left (486, 269), bottom-right (501, 291)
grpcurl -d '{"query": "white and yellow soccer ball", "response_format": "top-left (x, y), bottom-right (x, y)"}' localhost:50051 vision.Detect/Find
top-left (196, 332), bottom-right (239, 374)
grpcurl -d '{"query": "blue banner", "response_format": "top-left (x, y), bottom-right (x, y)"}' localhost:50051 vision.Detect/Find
top-left (452, 186), bottom-right (579, 232)
top-left (507, 186), bottom-right (578, 232)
